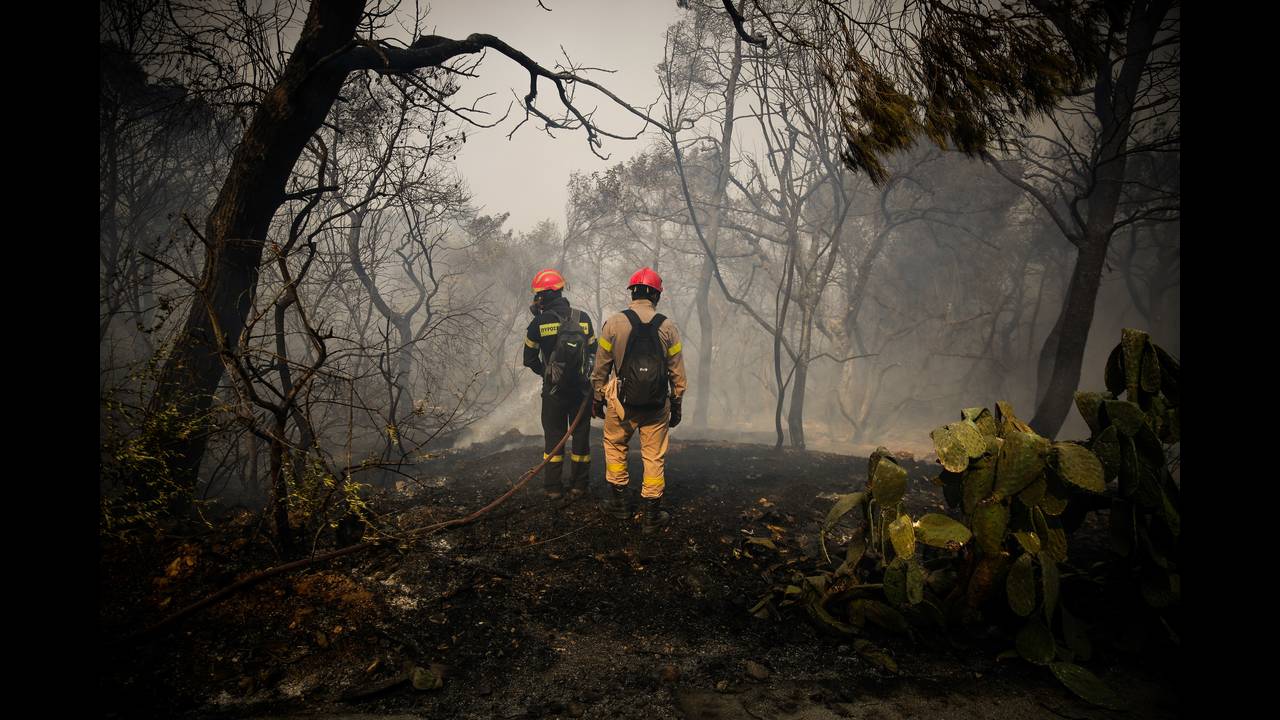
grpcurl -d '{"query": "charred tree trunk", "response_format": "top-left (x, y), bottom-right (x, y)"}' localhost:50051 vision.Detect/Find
top-left (268, 412), bottom-right (296, 558)
top-left (787, 357), bottom-right (809, 449)
top-left (691, 35), bottom-right (741, 430)
top-left (148, 1), bottom-right (366, 495)
top-left (1030, 237), bottom-right (1108, 437)
top-left (1024, 0), bottom-right (1170, 438)
top-left (693, 256), bottom-right (714, 428)
top-left (274, 287), bottom-right (317, 486)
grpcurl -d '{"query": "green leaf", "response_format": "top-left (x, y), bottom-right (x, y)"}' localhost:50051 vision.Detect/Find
top-left (1118, 434), bottom-right (1139, 498)
top-left (1006, 553), bottom-right (1036, 617)
top-left (806, 598), bottom-right (858, 636)
top-left (955, 420), bottom-right (989, 458)
top-left (962, 457), bottom-right (995, 516)
top-left (871, 460), bottom-right (908, 508)
top-left (1018, 475), bottom-right (1046, 507)
top-left (1103, 345), bottom-right (1125, 395)
top-left (914, 513), bottom-right (972, 549)
top-left (867, 446), bottom-right (894, 485)
top-left (1039, 471), bottom-right (1070, 515)
top-left (849, 598), bottom-right (910, 634)
top-left (853, 639), bottom-right (899, 673)
top-left (1049, 662), bottom-right (1122, 709)
top-left (905, 558), bottom-right (925, 606)
top-left (1103, 399), bottom-right (1147, 437)
top-left (1153, 344), bottom-right (1180, 404)
top-left (993, 431), bottom-right (1049, 499)
top-left (965, 554), bottom-right (1009, 609)
top-left (925, 566), bottom-right (958, 597)
top-left (1120, 328), bottom-right (1148, 399)
top-left (837, 535), bottom-right (867, 576)
top-left (1051, 442), bottom-right (1105, 494)
top-left (1039, 552), bottom-right (1059, 623)
top-left (986, 435), bottom-right (1004, 456)
top-left (1016, 619), bottom-right (1056, 664)
top-left (1013, 531), bottom-right (1041, 555)
top-left (888, 513), bottom-right (916, 559)
top-left (995, 401), bottom-right (1034, 437)
top-left (820, 492), bottom-right (865, 565)
top-left (1072, 392), bottom-right (1106, 436)
top-left (1033, 509), bottom-right (1068, 563)
top-left (1140, 343), bottom-right (1161, 394)
top-left (1091, 425), bottom-right (1120, 482)
top-left (884, 557), bottom-right (908, 607)
top-left (931, 422), bottom-right (983, 472)
top-left (972, 501), bottom-right (1010, 555)
top-left (962, 407), bottom-right (998, 437)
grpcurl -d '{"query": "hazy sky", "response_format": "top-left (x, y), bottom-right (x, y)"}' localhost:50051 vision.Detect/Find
top-left (420, 1), bottom-right (683, 235)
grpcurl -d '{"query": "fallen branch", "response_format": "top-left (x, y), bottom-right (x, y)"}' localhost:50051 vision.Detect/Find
top-left (127, 398), bottom-right (590, 642)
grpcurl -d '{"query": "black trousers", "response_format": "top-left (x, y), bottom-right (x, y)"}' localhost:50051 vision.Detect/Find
top-left (540, 390), bottom-right (591, 490)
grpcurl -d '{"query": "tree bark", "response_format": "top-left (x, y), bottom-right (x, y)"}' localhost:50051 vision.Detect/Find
top-left (691, 35), bottom-right (741, 430)
top-left (1029, 237), bottom-right (1107, 437)
top-left (149, 1), bottom-right (366, 494)
top-left (1026, 0), bottom-right (1170, 438)
top-left (693, 256), bottom-right (715, 428)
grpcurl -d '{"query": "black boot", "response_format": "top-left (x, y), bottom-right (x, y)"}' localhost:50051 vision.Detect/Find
top-left (602, 484), bottom-right (630, 519)
top-left (568, 463), bottom-right (590, 499)
top-left (641, 497), bottom-right (670, 534)
top-left (544, 460), bottom-right (564, 500)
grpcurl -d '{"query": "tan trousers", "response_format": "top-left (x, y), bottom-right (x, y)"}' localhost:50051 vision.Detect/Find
top-left (603, 402), bottom-right (670, 499)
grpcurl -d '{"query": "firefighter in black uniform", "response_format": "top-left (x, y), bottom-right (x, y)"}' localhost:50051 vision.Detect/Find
top-left (524, 269), bottom-right (597, 499)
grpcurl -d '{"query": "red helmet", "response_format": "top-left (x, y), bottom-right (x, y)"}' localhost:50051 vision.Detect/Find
top-left (628, 267), bottom-right (663, 293)
top-left (531, 268), bottom-right (566, 293)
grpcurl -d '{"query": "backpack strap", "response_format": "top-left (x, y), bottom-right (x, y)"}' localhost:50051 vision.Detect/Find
top-left (622, 308), bottom-right (641, 329)
top-left (564, 307), bottom-right (581, 332)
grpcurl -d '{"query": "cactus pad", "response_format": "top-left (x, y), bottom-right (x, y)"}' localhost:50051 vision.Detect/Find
top-left (888, 513), bottom-right (916, 559)
top-left (914, 513), bottom-right (972, 548)
top-left (994, 430), bottom-right (1049, 499)
top-left (1006, 553), bottom-right (1036, 617)
top-left (1015, 618), bottom-right (1056, 664)
top-left (972, 501), bottom-right (1010, 555)
top-left (1051, 442), bottom-right (1105, 494)
top-left (1049, 662), bottom-right (1122, 708)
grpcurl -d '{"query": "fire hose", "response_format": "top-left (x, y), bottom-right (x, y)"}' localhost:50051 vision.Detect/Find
top-left (129, 397), bottom-right (591, 641)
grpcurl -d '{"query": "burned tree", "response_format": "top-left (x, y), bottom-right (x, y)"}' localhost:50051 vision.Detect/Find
top-left (982, 0), bottom-right (1180, 438)
top-left (141, 0), bottom-right (670, 497)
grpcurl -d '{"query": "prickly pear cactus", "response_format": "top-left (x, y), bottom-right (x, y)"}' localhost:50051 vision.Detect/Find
top-left (1077, 329), bottom-right (1180, 612)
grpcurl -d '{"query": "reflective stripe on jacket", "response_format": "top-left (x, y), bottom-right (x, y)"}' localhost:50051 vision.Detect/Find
top-left (522, 295), bottom-right (596, 380)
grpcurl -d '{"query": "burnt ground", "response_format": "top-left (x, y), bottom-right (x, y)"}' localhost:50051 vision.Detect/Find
top-left (101, 431), bottom-right (1179, 719)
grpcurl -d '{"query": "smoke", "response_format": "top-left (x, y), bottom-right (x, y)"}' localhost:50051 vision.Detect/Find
top-left (451, 380), bottom-right (544, 450)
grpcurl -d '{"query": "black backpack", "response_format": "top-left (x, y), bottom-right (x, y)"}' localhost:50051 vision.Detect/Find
top-left (543, 308), bottom-right (591, 395)
top-left (617, 309), bottom-right (669, 409)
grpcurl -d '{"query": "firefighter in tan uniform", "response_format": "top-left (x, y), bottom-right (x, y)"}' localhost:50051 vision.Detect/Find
top-left (590, 267), bottom-right (687, 533)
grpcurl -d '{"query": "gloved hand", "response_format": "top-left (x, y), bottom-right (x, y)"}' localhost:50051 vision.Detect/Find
top-left (669, 396), bottom-right (682, 428)
top-left (592, 396), bottom-right (606, 419)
